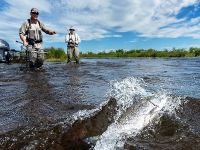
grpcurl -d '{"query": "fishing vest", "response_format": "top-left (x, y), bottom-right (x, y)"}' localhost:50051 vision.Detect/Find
top-left (68, 33), bottom-right (78, 47)
top-left (26, 19), bottom-right (43, 45)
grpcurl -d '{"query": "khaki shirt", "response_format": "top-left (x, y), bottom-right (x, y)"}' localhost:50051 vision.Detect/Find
top-left (19, 19), bottom-right (53, 48)
top-left (19, 19), bottom-right (52, 35)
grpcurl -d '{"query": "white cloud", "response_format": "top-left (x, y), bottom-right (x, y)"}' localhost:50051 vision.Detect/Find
top-left (0, 0), bottom-right (200, 49)
top-left (129, 40), bottom-right (138, 43)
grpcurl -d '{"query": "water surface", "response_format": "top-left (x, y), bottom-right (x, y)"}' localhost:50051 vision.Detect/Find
top-left (0, 57), bottom-right (200, 149)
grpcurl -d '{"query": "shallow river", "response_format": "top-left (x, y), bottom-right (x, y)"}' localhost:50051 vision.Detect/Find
top-left (0, 58), bottom-right (200, 149)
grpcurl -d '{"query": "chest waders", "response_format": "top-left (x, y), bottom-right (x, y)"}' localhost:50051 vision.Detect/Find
top-left (26, 19), bottom-right (44, 70)
top-left (15, 40), bottom-right (44, 71)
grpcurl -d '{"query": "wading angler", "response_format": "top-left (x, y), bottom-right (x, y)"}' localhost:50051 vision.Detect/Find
top-left (19, 8), bottom-right (56, 69)
top-left (65, 26), bottom-right (81, 64)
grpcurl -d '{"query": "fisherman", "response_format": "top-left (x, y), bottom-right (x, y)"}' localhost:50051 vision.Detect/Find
top-left (65, 26), bottom-right (81, 64)
top-left (19, 8), bottom-right (56, 69)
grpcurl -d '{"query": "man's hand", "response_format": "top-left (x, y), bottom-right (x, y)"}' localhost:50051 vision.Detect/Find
top-left (49, 31), bottom-right (56, 35)
top-left (19, 34), bottom-right (28, 46)
top-left (23, 41), bottom-right (28, 46)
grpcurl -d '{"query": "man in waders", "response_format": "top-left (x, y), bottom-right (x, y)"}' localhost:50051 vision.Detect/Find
top-left (19, 8), bottom-right (56, 69)
top-left (65, 26), bottom-right (81, 64)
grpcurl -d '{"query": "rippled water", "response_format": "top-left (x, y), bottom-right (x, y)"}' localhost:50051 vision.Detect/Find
top-left (0, 57), bottom-right (200, 149)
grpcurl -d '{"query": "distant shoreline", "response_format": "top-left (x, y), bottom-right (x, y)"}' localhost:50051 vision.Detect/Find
top-left (13, 47), bottom-right (199, 62)
top-left (45, 47), bottom-right (200, 58)
top-left (45, 56), bottom-right (200, 63)
top-left (80, 48), bottom-right (200, 58)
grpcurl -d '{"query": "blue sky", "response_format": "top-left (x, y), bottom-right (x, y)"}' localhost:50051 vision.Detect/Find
top-left (1, 0), bottom-right (200, 52)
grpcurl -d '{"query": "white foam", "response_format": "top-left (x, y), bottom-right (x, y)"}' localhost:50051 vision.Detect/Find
top-left (72, 108), bottom-right (99, 121)
top-left (94, 77), bottom-right (181, 150)
top-left (109, 77), bottom-right (151, 119)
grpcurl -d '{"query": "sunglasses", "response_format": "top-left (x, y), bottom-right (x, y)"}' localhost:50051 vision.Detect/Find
top-left (31, 12), bottom-right (39, 15)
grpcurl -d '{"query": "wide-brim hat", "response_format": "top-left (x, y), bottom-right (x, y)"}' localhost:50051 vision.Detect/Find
top-left (69, 26), bottom-right (75, 31)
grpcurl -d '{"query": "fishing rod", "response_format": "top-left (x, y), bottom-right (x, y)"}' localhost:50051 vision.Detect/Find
top-left (148, 99), bottom-right (158, 107)
top-left (145, 96), bottom-right (158, 107)
top-left (16, 40), bottom-right (46, 53)
top-left (16, 40), bottom-right (30, 70)
top-left (16, 40), bottom-right (23, 44)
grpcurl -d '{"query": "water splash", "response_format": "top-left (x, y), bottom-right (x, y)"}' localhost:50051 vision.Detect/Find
top-left (94, 77), bottom-right (181, 150)
top-left (109, 77), bottom-right (151, 119)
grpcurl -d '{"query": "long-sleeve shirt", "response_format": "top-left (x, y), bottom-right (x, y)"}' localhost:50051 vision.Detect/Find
top-left (19, 19), bottom-right (53, 35)
top-left (65, 33), bottom-right (81, 45)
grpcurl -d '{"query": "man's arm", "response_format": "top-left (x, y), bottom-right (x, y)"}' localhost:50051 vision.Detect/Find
top-left (19, 22), bottom-right (28, 46)
top-left (19, 34), bottom-right (28, 46)
top-left (40, 21), bottom-right (56, 35)
top-left (76, 34), bottom-right (81, 44)
top-left (65, 34), bottom-right (69, 43)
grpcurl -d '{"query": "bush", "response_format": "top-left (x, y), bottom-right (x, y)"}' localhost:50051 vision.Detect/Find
top-left (45, 47), bottom-right (66, 59)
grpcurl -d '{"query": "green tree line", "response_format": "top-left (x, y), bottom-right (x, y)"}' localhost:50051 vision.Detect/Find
top-left (43, 47), bottom-right (200, 61)
top-left (81, 47), bottom-right (200, 58)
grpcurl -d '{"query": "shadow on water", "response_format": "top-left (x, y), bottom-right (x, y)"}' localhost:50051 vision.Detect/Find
top-left (0, 97), bottom-right (117, 150)
top-left (0, 63), bottom-right (117, 149)
top-left (20, 71), bottom-right (58, 125)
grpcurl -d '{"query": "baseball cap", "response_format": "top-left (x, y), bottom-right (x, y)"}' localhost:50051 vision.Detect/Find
top-left (30, 8), bottom-right (39, 14)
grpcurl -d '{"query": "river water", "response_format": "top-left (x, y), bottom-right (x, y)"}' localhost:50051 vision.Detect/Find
top-left (0, 57), bottom-right (200, 149)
